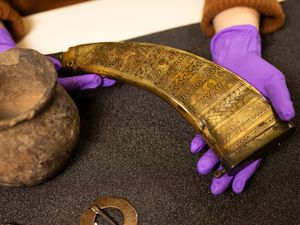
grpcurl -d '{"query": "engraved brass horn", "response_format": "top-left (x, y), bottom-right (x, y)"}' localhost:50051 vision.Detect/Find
top-left (50, 42), bottom-right (295, 174)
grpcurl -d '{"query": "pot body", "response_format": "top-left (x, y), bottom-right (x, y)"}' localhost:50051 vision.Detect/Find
top-left (0, 48), bottom-right (80, 186)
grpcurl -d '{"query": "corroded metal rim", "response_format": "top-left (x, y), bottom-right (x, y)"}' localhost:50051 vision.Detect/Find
top-left (80, 197), bottom-right (138, 225)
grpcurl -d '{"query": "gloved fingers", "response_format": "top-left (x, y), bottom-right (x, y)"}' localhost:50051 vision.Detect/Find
top-left (197, 148), bottom-right (219, 175)
top-left (232, 159), bottom-right (261, 194)
top-left (47, 56), bottom-right (62, 71)
top-left (102, 77), bottom-right (117, 87)
top-left (47, 56), bottom-right (117, 88)
top-left (211, 165), bottom-right (233, 195)
top-left (265, 75), bottom-right (295, 121)
top-left (0, 27), bottom-right (16, 52)
top-left (58, 74), bottom-right (103, 91)
top-left (190, 134), bottom-right (207, 154)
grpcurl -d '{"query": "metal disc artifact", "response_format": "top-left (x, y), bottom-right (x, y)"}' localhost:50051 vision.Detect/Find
top-left (1, 197), bottom-right (137, 225)
top-left (80, 197), bottom-right (138, 225)
top-left (50, 42), bottom-right (295, 174)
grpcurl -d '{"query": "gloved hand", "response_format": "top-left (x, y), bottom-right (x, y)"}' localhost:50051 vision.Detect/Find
top-left (0, 27), bottom-right (116, 90)
top-left (190, 25), bottom-right (295, 195)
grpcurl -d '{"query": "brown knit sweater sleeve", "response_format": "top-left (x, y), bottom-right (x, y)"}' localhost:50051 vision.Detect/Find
top-left (201, 0), bottom-right (286, 36)
top-left (0, 0), bottom-right (25, 41)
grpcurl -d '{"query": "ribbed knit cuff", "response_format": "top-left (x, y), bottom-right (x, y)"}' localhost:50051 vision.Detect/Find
top-left (201, 0), bottom-right (285, 36)
top-left (0, 0), bottom-right (26, 41)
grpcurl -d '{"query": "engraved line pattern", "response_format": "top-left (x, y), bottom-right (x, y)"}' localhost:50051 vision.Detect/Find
top-left (187, 74), bottom-right (233, 115)
top-left (70, 42), bottom-right (287, 166)
top-left (204, 85), bottom-right (254, 130)
top-left (228, 116), bottom-right (276, 153)
top-left (218, 105), bottom-right (271, 148)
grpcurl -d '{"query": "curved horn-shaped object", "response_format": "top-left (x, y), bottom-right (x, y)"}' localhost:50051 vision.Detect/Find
top-left (50, 42), bottom-right (294, 173)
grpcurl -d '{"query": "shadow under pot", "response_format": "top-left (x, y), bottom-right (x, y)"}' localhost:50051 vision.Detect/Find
top-left (0, 48), bottom-right (80, 186)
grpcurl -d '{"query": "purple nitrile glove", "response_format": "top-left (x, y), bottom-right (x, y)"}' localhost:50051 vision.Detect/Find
top-left (190, 25), bottom-right (295, 195)
top-left (0, 27), bottom-right (116, 90)
top-left (50, 57), bottom-right (116, 90)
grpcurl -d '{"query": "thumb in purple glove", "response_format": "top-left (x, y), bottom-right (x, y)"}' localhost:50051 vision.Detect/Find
top-left (0, 26), bottom-right (116, 91)
top-left (191, 25), bottom-right (295, 195)
top-left (49, 57), bottom-right (116, 90)
top-left (0, 27), bottom-right (16, 52)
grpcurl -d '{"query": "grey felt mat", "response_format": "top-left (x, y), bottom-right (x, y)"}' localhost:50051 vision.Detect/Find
top-left (0, 1), bottom-right (299, 225)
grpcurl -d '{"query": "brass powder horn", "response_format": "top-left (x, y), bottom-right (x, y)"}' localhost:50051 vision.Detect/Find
top-left (50, 42), bottom-right (295, 175)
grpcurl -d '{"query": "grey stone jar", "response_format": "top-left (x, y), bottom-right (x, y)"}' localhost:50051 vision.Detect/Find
top-left (0, 48), bottom-right (80, 186)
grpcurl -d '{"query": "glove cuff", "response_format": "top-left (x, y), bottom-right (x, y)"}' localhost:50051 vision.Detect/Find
top-left (201, 0), bottom-right (285, 36)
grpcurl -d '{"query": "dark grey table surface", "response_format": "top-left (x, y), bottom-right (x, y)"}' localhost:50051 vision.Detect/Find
top-left (1, 1), bottom-right (299, 225)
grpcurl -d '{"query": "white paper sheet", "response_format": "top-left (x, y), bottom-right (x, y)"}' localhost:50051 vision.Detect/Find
top-left (17, 0), bottom-right (286, 54)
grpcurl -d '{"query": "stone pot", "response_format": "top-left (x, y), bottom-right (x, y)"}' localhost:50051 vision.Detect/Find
top-left (0, 48), bottom-right (80, 186)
